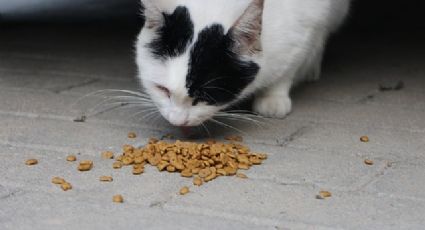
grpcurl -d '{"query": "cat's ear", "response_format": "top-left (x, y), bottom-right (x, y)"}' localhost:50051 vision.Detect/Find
top-left (141, 0), bottom-right (163, 29)
top-left (229, 0), bottom-right (264, 55)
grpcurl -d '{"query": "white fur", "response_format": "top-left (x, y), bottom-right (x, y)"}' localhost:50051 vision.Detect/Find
top-left (136, 0), bottom-right (351, 125)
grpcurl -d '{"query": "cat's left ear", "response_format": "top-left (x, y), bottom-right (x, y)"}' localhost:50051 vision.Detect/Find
top-left (229, 0), bottom-right (264, 55)
top-left (141, 0), bottom-right (163, 29)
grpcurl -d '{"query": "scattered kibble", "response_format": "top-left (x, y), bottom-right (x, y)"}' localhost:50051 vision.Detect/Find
top-left (360, 136), bottom-right (369, 142)
top-left (101, 151), bottom-right (114, 159)
top-left (364, 159), bottom-right (374, 165)
top-left (316, 191), bottom-right (332, 199)
top-left (25, 159), bottom-right (38, 166)
top-left (179, 186), bottom-right (190, 195)
top-left (66, 155), bottom-right (77, 162)
top-left (99, 176), bottom-right (113, 182)
top-left (128, 132), bottom-right (137, 138)
top-left (51, 177), bottom-right (66, 185)
top-left (78, 160), bottom-right (93, 171)
top-left (113, 194), bottom-right (124, 203)
top-left (25, 135), bottom-right (268, 198)
top-left (236, 173), bottom-right (248, 179)
top-left (61, 182), bottom-right (72, 191)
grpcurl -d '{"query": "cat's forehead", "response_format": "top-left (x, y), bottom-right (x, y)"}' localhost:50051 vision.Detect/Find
top-left (158, 0), bottom-right (251, 32)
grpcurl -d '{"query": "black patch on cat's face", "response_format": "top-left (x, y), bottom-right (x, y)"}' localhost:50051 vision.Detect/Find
top-left (147, 6), bottom-right (194, 59)
top-left (187, 24), bottom-right (260, 106)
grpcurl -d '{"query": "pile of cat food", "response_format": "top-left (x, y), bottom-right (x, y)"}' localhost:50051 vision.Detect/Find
top-left (25, 134), bottom-right (268, 202)
top-left (110, 137), bottom-right (267, 186)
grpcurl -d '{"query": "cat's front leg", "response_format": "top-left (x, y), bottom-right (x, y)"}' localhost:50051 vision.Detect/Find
top-left (253, 79), bottom-right (292, 118)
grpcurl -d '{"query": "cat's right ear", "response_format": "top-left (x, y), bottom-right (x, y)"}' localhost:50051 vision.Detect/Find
top-left (141, 0), bottom-right (163, 29)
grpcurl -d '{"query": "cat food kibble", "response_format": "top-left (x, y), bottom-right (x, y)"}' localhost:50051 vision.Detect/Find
top-left (360, 136), bottom-right (369, 142)
top-left (316, 191), bottom-right (332, 199)
top-left (179, 186), bottom-right (190, 195)
top-left (78, 160), bottom-right (93, 171)
top-left (364, 159), bottom-right (374, 165)
top-left (236, 173), bottom-right (248, 179)
top-left (61, 182), bottom-right (72, 191)
top-left (113, 162), bottom-right (123, 169)
top-left (66, 155), bottom-right (77, 162)
top-left (113, 194), bottom-right (124, 203)
top-left (51, 177), bottom-right (66, 185)
top-left (193, 176), bottom-right (203, 186)
top-left (101, 151), bottom-right (114, 159)
top-left (128, 132), bottom-right (137, 138)
top-left (25, 159), bottom-right (38, 166)
top-left (99, 176), bottom-right (113, 182)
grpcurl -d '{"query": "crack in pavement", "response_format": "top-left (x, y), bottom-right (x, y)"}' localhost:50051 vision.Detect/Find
top-left (51, 78), bottom-right (100, 94)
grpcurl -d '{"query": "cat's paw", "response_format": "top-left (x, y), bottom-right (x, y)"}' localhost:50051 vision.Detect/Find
top-left (253, 94), bottom-right (292, 118)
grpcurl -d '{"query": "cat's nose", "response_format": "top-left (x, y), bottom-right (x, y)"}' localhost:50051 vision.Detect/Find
top-left (166, 111), bottom-right (189, 126)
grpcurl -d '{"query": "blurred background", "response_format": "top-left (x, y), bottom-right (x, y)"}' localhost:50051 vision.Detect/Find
top-left (0, 0), bottom-right (424, 31)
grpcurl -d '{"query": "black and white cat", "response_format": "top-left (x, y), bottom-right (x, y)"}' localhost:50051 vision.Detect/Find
top-left (136, 0), bottom-right (351, 126)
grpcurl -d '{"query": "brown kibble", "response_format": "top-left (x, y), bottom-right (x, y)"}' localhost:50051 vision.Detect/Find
top-left (157, 161), bottom-right (169, 171)
top-left (66, 155), bottom-right (77, 162)
top-left (238, 163), bottom-right (250, 170)
top-left (179, 186), bottom-right (190, 195)
top-left (224, 166), bottom-right (237, 175)
top-left (249, 156), bottom-right (262, 165)
top-left (123, 144), bottom-right (134, 153)
top-left (317, 191), bottom-right (332, 199)
top-left (364, 159), bottom-right (374, 165)
top-left (133, 167), bottom-right (144, 175)
top-left (166, 165), bottom-right (176, 172)
top-left (198, 168), bottom-right (212, 178)
top-left (99, 176), bottom-right (113, 182)
top-left (51, 177), bottom-right (66, 185)
top-left (236, 173), bottom-right (248, 179)
top-left (181, 169), bottom-right (193, 177)
top-left (101, 151), bottom-right (114, 159)
top-left (204, 171), bottom-right (217, 182)
top-left (122, 157), bottom-right (134, 166)
top-left (128, 132), bottom-right (137, 138)
top-left (256, 153), bottom-right (268, 160)
top-left (115, 155), bottom-right (123, 162)
top-left (134, 156), bottom-right (144, 164)
top-left (80, 160), bottom-right (93, 165)
top-left (360, 136), bottom-right (369, 142)
top-left (25, 159), bottom-right (38, 166)
top-left (78, 164), bottom-right (92, 171)
top-left (61, 182), bottom-right (72, 191)
top-left (193, 176), bottom-right (203, 186)
top-left (113, 162), bottom-right (123, 169)
top-left (113, 194), bottom-right (124, 203)
top-left (78, 160), bottom-right (93, 171)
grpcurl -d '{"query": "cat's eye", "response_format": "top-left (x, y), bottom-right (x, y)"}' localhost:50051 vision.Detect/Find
top-left (156, 85), bottom-right (171, 98)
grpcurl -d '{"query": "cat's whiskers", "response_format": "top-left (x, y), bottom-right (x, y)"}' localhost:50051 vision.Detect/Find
top-left (209, 118), bottom-right (246, 135)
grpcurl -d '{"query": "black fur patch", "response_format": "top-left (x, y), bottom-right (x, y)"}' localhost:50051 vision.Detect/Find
top-left (147, 6), bottom-right (194, 58)
top-left (187, 24), bottom-right (260, 105)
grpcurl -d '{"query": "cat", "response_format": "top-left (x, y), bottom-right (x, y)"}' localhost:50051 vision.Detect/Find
top-left (136, 0), bottom-right (351, 126)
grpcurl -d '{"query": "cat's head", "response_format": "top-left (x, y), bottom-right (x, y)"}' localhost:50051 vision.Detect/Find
top-left (136, 0), bottom-right (264, 126)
